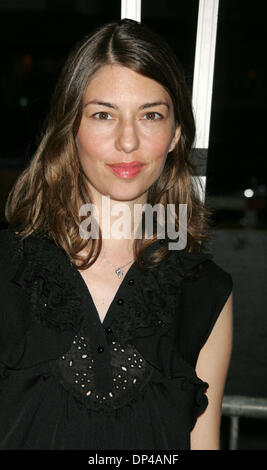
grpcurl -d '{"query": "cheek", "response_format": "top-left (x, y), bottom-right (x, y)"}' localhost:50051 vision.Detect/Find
top-left (144, 132), bottom-right (172, 164)
top-left (76, 128), bottom-right (109, 163)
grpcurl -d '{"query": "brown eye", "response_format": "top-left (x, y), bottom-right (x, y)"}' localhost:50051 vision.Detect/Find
top-left (93, 112), bottom-right (112, 120)
top-left (144, 112), bottom-right (162, 120)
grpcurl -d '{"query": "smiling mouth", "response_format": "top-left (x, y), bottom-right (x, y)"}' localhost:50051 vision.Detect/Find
top-left (106, 162), bottom-right (146, 179)
top-left (107, 161), bottom-right (145, 168)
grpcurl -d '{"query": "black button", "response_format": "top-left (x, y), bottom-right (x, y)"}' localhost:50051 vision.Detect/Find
top-left (159, 239), bottom-right (165, 245)
top-left (117, 298), bottom-right (124, 305)
top-left (128, 279), bottom-right (135, 286)
top-left (97, 346), bottom-right (104, 353)
top-left (135, 311), bottom-right (141, 317)
top-left (105, 327), bottom-right (113, 334)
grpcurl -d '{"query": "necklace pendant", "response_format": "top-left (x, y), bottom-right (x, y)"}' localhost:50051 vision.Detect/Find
top-left (115, 268), bottom-right (124, 278)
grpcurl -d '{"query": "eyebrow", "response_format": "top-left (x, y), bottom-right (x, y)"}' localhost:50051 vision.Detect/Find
top-left (84, 100), bottom-right (170, 111)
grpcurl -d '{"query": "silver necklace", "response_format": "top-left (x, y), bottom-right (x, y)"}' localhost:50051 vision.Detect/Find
top-left (100, 255), bottom-right (134, 278)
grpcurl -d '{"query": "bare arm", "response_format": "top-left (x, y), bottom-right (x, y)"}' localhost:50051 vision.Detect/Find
top-left (190, 291), bottom-right (233, 450)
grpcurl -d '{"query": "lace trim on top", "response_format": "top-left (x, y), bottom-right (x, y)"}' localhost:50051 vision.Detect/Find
top-left (8, 228), bottom-right (211, 420)
top-left (10, 230), bottom-right (83, 333)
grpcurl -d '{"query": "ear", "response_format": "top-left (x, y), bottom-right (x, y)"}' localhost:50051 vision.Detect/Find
top-left (168, 125), bottom-right (181, 153)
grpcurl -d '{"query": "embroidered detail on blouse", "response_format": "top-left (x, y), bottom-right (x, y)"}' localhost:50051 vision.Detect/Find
top-left (51, 326), bottom-right (153, 414)
top-left (10, 232), bottom-right (83, 332)
top-left (7, 229), bottom-right (211, 419)
top-left (50, 321), bottom-right (208, 419)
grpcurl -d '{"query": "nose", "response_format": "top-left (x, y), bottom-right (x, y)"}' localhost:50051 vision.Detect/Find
top-left (115, 118), bottom-right (140, 153)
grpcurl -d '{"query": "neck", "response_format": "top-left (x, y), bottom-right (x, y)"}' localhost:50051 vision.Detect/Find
top-left (88, 192), bottom-right (148, 253)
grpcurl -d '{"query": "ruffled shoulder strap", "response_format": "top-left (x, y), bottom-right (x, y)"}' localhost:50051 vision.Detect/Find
top-left (9, 230), bottom-right (83, 333)
top-left (0, 228), bottom-right (82, 375)
top-left (178, 248), bottom-right (213, 269)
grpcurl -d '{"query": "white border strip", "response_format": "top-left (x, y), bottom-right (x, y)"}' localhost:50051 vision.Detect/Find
top-left (121, 0), bottom-right (141, 22)
top-left (192, 0), bottom-right (219, 149)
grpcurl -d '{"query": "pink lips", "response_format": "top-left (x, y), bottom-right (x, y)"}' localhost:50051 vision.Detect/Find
top-left (106, 161), bottom-right (145, 179)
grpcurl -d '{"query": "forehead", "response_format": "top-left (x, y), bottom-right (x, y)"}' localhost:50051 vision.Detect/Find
top-left (84, 64), bottom-right (171, 102)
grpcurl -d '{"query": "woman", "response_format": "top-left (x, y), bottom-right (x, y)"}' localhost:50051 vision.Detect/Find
top-left (0, 18), bottom-right (233, 450)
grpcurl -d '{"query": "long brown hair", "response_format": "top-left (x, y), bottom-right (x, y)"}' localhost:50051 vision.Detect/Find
top-left (5, 18), bottom-right (213, 270)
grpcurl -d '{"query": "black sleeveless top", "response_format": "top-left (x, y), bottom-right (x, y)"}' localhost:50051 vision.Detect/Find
top-left (0, 228), bottom-right (233, 450)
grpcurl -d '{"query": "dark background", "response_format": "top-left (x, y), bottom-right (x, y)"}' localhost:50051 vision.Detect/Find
top-left (0, 0), bottom-right (266, 230)
top-left (0, 0), bottom-right (266, 449)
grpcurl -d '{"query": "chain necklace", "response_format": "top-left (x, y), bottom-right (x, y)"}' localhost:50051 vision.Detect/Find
top-left (100, 255), bottom-right (134, 279)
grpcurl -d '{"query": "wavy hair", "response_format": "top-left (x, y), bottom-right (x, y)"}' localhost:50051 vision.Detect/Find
top-left (5, 18), bottom-right (214, 270)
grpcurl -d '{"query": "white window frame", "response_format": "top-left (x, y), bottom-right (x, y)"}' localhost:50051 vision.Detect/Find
top-left (120, 0), bottom-right (219, 203)
top-left (121, 0), bottom-right (141, 22)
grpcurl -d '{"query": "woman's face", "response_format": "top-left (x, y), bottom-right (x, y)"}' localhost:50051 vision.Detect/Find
top-left (76, 64), bottom-right (181, 203)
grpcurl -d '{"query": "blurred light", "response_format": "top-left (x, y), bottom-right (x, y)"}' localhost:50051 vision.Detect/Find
top-left (244, 189), bottom-right (254, 198)
top-left (19, 97), bottom-right (28, 108)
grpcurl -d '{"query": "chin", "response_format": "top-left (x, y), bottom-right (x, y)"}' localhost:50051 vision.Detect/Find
top-left (107, 190), bottom-right (147, 202)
